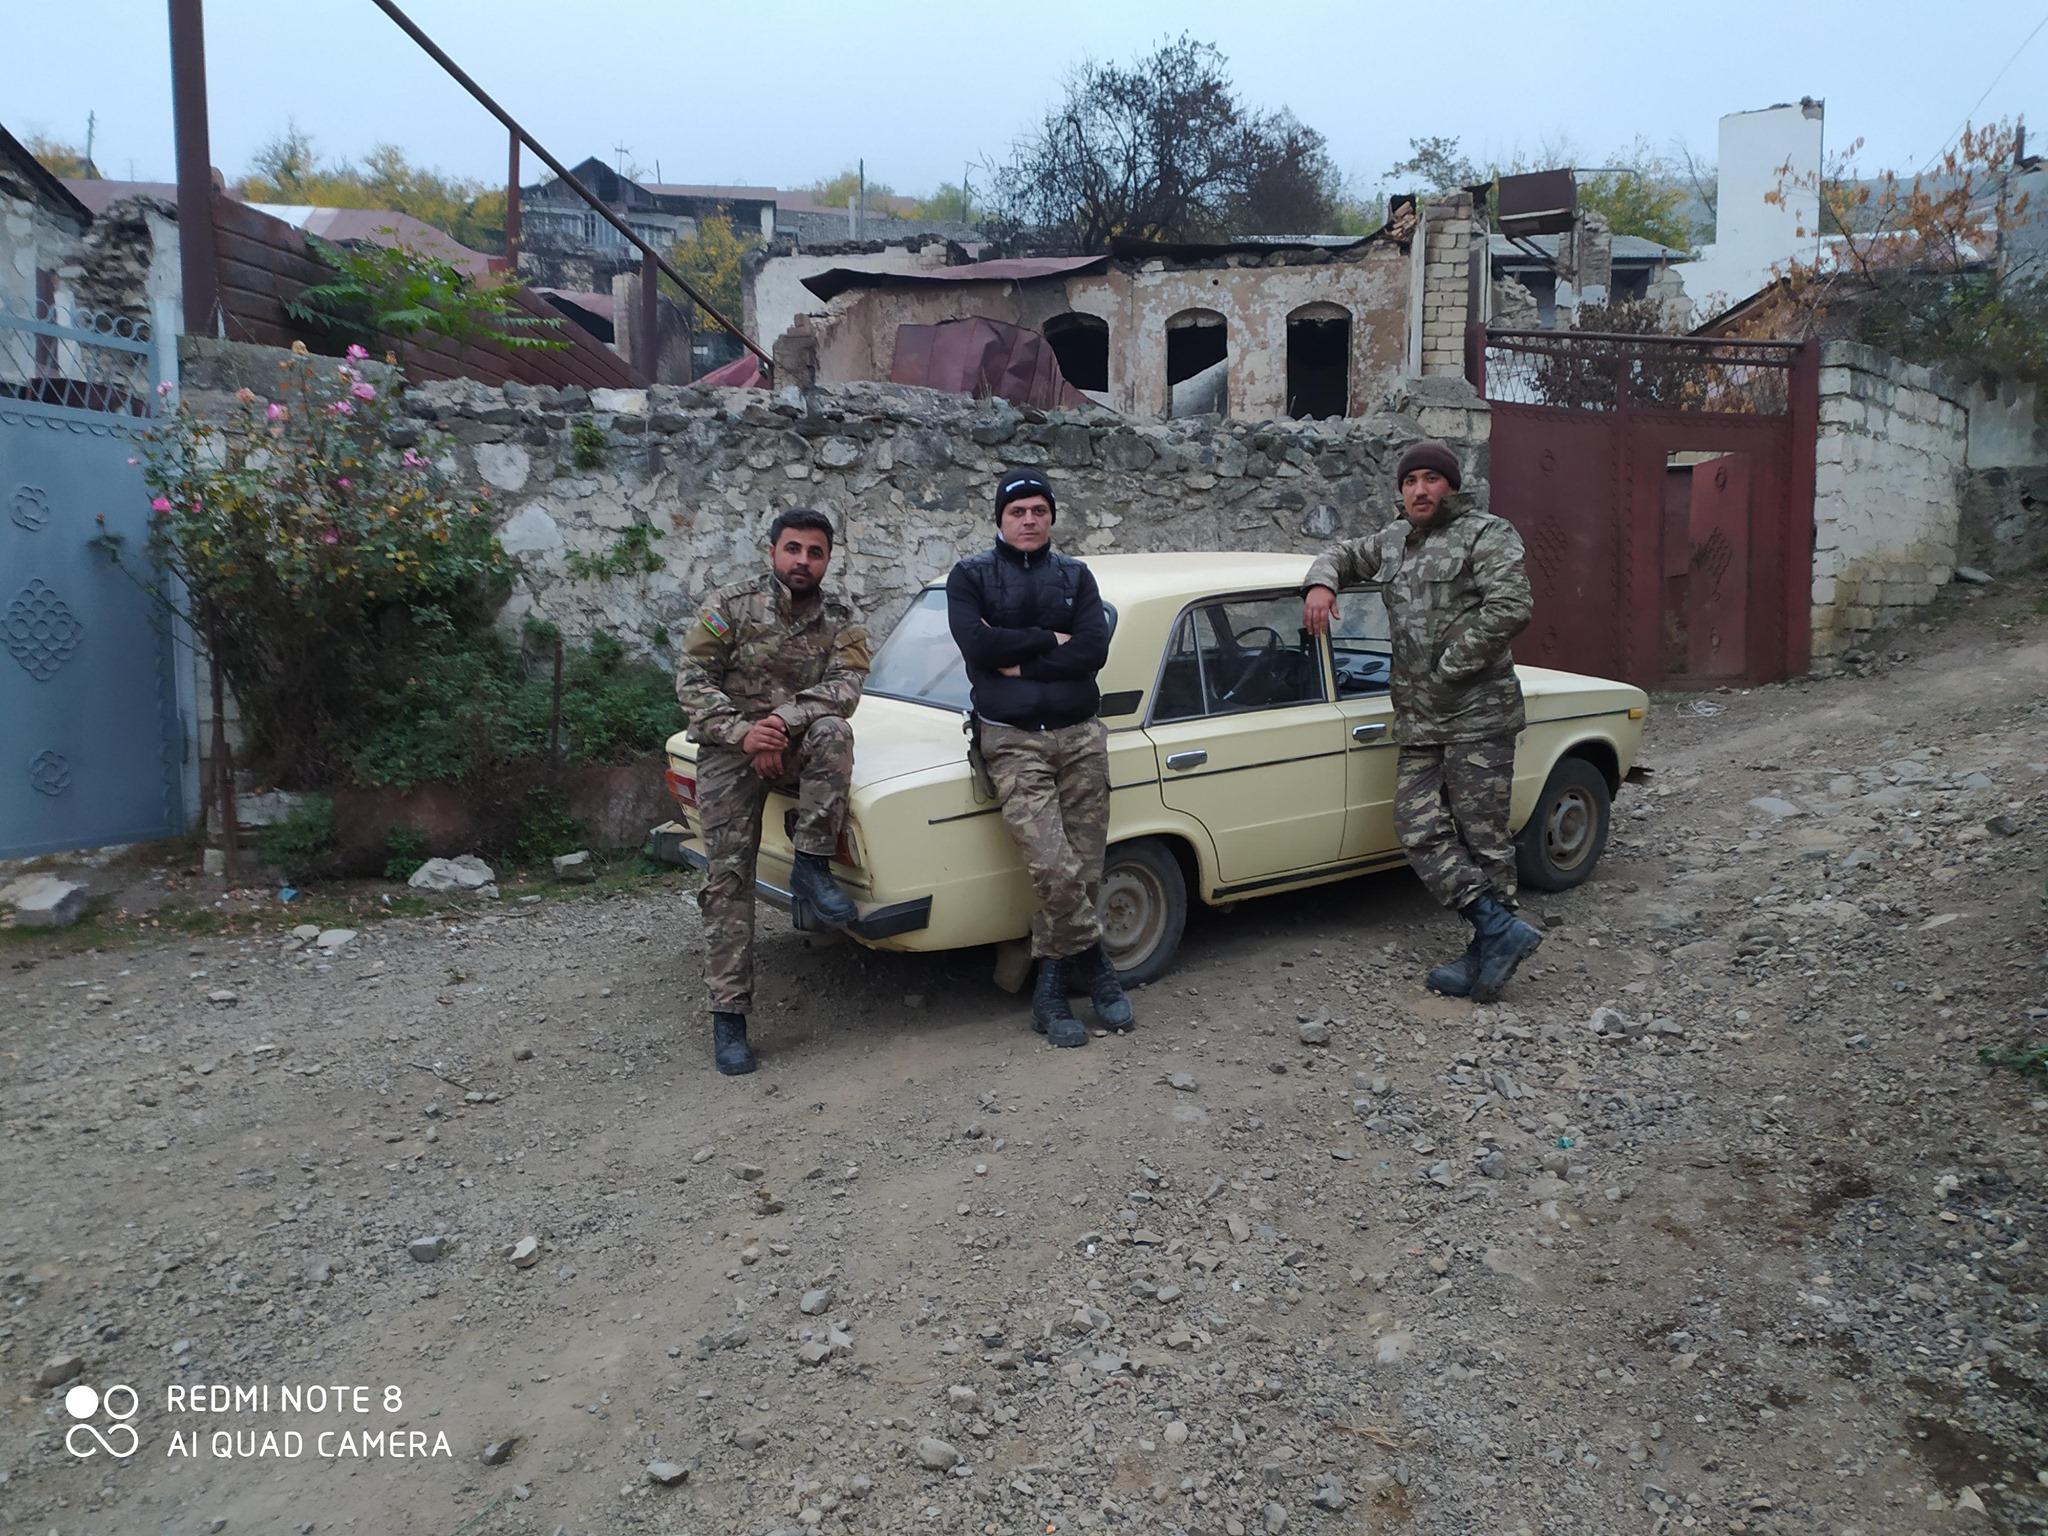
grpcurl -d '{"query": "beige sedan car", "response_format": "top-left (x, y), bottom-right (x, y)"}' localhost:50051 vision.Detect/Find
top-left (654, 552), bottom-right (1647, 984)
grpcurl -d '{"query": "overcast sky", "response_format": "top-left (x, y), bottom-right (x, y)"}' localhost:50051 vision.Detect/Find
top-left (11, 1), bottom-right (2044, 198)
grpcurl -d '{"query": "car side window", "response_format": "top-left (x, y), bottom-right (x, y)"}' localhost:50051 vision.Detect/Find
top-left (1332, 588), bottom-right (1392, 699)
top-left (1153, 595), bottom-right (1328, 722)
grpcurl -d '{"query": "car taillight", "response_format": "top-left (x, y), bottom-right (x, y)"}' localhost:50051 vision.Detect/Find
top-left (783, 809), bottom-right (860, 869)
top-left (665, 766), bottom-right (697, 808)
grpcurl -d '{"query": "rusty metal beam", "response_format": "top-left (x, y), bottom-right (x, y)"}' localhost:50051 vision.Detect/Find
top-left (504, 131), bottom-right (521, 269)
top-left (167, 0), bottom-right (220, 336)
top-left (639, 249), bottom-right (658, 386)
top-left (365, 0), bottom-right (770, 371)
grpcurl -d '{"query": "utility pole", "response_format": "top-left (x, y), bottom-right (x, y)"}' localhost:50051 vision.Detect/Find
top-left (83, 111), bottom-right (98, 177)
top-left (613, 141), bottom-right (631, 176)
top-left (961, 160), bottom-right (972, 222)
top-left (857, 157), bottom-right (865, 240)
top-left (167, 0), bottom-right (220, 336)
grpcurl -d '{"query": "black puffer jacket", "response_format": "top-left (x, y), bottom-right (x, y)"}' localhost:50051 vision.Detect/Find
top-left (945, 539), bottom-right (1110, 729)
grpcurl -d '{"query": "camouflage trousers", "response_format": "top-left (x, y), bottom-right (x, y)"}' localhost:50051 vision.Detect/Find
top-left (695, 716), bottom-right (855, 1014)
top-left (983, 719), bottom-right (1108, 960)
top-left (1394, 734), bottom-right (1518, 912)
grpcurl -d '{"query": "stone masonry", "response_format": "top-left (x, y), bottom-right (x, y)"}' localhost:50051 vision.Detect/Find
top-left (1418, 192), bottom-right (1479, 379)
top-left (398, 374), bottom-right (1492, 656)
top-left (1810, 341), bottom-right (1970, 662)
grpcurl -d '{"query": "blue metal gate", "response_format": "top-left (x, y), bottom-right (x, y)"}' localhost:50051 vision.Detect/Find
top-left (0, 297), bottom-right (187, 858)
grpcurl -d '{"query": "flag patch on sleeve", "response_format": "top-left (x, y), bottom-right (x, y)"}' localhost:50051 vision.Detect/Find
top-left (701, 611), bottom-right (730, 638)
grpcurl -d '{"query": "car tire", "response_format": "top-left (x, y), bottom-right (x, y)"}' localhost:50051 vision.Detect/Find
top-left (1515, 756), bottom-right (1611, 892)
top-left (1098, 838), bottom-right (1188, 988)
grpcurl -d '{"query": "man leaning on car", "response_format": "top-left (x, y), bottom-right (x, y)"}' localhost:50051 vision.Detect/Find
top-left (946, 468), bottom-right (1134, 1047)
top-left (674, 509), bottom-right (870, 1077)
top-left (1301, 441), bottom-right (1543, 1003)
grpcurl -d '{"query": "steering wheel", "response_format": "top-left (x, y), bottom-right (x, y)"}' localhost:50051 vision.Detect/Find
top-left (1218, 626), bottom-right (1287, 708)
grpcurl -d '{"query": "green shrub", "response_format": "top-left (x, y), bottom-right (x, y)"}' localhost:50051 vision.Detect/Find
top-left (512, 786), bottom-right (584, 863)
top-left (565, 523), bottom-right (664, 581)
top-left (256, 794), bottom-right (336, 880)
top-left (381, 824), bottom-right (430, 881)
top-left (570, 418), bottom-right (606, 470)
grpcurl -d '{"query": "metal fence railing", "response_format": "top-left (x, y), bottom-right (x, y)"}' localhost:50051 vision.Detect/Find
top-left (1481, 327), bottom-right (1801, 416)
top-left (0, 293), bottom-right (157, 422)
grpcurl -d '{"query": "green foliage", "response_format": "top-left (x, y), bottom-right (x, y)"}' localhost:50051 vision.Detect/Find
top-left (381, 824), bottom-right (430, 881)
top-left (348, 625), bottom-right (677, 791)
top-left (255, 795), bottom-right (336, 880)
top-left (811, 168), bottom-right (899, 209)
top-left (913, 181), bottom-right (978, 223)
top-left (565, 524), bottom-right (664, 581)
top-left (1979, 1039), bottom-right (2048, 1079)
top-left (237, 125), bottom-right (508, 254)
top-left (570, 418), bottom-right (607, 470)
top-left (665, 213), bottom-right (758, 323)
top-left (512, 786), bottom-right (585, 864)
top-left (139, 347), bottom-right (511, 785)
top-left (288, 239), bottom-right (565, 352)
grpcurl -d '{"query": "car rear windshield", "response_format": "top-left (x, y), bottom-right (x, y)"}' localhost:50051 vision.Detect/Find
top-left (863, 588), bottom-right (1116, 712)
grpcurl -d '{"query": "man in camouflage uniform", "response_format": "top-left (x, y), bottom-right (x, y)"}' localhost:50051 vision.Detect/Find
top-left (675, 509), bottom-right (871, 1075)
top-left (1302, 440), bottom-right (1542, 1002)
top-left (947, 468), bottom-right (1132, 1047)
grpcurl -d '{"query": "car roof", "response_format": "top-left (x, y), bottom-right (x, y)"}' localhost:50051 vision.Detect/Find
top-left (922, 550), bottom-right (1316, 605)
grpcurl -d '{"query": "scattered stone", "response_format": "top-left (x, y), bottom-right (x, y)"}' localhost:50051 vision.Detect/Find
top-left (408, 855), bottom-right (497, 893)
top-left (1164, 1420), bottom-right (1189, 1446)
top-left (481, 1436), bottom-right (518, 1465)
top-left (513, 1046), bottom-right (535, 1061)
top-left (207, 989), bottom-right (240, 1006)
top-left (3, 876), bottom-right (87, 929)
top-left (1987, 814), bottom-right (2022, 837)
top-left (799, 1287), bottom-right (834, 1316)
top-left (1166, 1072), bottom-right (1198, 1093)
top-left (1262, 1499), bottom-right (1289, 1533)
top-left (1311, 1484), bottom-right (1348, 1512)
top-left (797, 1342), bottom-right (832, 1367)
top-left (916, 1436), bottom-right (963, 1471)
top-left (646, 1459), bottom-right (689, 1487)
top-left (734, 1426), bottom-right (770, 1452)
top-left (407, 1235), bottom-right (450, 1264)
top-left (507, 1237), bottom-right (541, 1268)
top-left (551, 850), bottom-right (596, 883)
top-left (1296, 1019), bottom-right (1331, 1046)
top-left (1954, 566), bottom-right (1993, 584)
top-left (1746, 795), bottom-right (1803, 820)
top-left (947, 1385), bottom-right (978, 1410)
top-left (1375, 1331), bottom-right (1413, 1366)
top-left (314, 928), bottom-right (357, 950)
top-left (37, 1353), bottom-right (82, 1389)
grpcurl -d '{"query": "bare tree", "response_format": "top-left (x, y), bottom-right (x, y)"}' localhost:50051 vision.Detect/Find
top-left (988, 36), bottom-right (1346, 248)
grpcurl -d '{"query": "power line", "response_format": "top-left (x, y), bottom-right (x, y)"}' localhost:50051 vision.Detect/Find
top-left (1919, 8), bottom-right (2047, 173)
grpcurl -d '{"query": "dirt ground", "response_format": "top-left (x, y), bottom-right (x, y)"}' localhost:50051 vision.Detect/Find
top-left (4, 586), bottom-right (2045, 1536)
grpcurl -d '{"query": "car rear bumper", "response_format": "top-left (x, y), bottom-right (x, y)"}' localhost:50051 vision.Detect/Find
top-left (644, 821), bottom-right (933, 941)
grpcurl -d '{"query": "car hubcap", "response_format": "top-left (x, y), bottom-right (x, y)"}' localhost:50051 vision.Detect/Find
top-left (1099, 862), bottom-right (1164, 973)
top-left (1546, 788), bottom-right (1596, 870)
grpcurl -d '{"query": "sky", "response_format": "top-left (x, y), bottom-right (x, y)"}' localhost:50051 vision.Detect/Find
top-left (10, 0), bottom-right (2045, 199)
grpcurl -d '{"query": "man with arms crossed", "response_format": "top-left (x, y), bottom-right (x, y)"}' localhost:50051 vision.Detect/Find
top-left (947, 469), bottom-right (1133, 1047)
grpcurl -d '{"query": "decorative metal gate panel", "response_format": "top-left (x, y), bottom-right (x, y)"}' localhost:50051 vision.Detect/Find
top-left (1478, 327), bottom-right (1819, 689)
top-left (0, 297), bottom-right (186, 857)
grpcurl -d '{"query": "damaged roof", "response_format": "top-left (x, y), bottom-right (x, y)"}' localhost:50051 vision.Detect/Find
top-left (801, 253), bottom-right (1109, 302)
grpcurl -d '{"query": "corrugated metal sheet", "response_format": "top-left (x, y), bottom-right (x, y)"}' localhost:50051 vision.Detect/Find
top-left (890, 317), bottom-right (1088, 410)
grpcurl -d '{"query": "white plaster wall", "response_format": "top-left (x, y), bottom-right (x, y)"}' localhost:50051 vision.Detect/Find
top-left (1962, 377), bottom-right (2047, 469)
top-left (1810, 341), bottom-right (1969, 660)
top-left (1686, 99), bottom-right (1825, 317)
top-left (747, 245), bottom-right (944, 353)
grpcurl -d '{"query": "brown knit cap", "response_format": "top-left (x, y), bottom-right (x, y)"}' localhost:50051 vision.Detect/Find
top-left (1394, 439), bottom-right (1462, 490)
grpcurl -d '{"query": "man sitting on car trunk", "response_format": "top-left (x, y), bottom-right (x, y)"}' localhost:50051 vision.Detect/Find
top-left (675, 509), bottom-right (871, 1077)
top-left (946, 468), bottom-right (1133, 1046)
top-left (1301, 441), bottom-right (1542, 1002)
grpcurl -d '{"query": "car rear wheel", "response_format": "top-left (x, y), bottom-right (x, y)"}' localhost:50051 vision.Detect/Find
top-left (1098, 838), bottom-right (1188, 988)
top-left (1515, 756), bottom-right (1611, 892)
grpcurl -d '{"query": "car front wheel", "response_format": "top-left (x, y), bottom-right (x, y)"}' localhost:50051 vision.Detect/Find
top-left (1515, 756), bottom-right (1612, 892)
top-left (1098, 838), bottom-right (1188, 988)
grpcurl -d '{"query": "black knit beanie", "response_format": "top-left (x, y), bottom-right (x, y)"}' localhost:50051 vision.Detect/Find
top-left (994, 467), bottom-right (1057, 523)
top-left (1394, 440), bottom-right (1462, 490)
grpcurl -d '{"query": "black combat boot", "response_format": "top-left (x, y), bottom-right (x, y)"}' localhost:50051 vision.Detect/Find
top-left (1072, 942), bottom-right (1135, 1030)
top-left (789, 850), bottom-right (858, 930)
top-left (1425, 929), bottom-right (1484, 998)
top-left (1465, 894), bottom-right (1544, 1003)
top-left (712, 1011), bottom-right (757, 1076)
top-left (1030, 957), bottom-right (1089, 1048)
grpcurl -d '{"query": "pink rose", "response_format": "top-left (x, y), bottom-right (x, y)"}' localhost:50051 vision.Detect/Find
top-left (266, 402), bottom-right (286, 421)
top-left (322, 528), bottom-right (340, 545)
top-left (351, 381), bottom-right (376, 401)
top-left (402, 448), bottom-right (428, 468)
top-left (150, 496), bottom-right (172, 513)
top-left (345, 344), bottom-right (369, 360)
top-left (329, 400), bottom-right (353, 416)
top-left (155, 380), bottom-right (174, 397)
top-left (337, 477), bottom-right (352, 490)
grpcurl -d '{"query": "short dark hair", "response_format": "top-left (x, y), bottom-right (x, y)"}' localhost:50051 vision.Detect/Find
top-left (768, 508), bottom-right (835, 549)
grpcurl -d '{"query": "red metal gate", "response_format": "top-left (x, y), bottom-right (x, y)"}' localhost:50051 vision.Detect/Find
top-left (1475, 327), bottom-right (1818, 689)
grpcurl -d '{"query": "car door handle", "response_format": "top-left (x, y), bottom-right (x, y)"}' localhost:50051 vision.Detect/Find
top-left (1350, 723), bottom-right (1388, 743)
top-left (1165, 750), bottom-right (1208, 771)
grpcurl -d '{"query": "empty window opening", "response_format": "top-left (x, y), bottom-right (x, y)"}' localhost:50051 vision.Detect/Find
top-left (1043, 312), bottom-right (1110, 393)
top-left (1285, 304), bottom-right (1350, 419)
top-left (1166, 309), bottom-right (1227, 418)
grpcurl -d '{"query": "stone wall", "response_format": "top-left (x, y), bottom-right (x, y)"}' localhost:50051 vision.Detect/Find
top-left (1957, 377), bottom-right (2048, 575)
top-left (398, 373), bottom-right (1491, 657)
top-left (1810, 342), bottom-right (1970, 661)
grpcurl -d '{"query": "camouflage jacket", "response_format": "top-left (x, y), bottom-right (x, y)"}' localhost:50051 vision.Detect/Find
top-left (1303, 497), bottom-right (1533, 744)
top-left (675, 569), bottom-right (871, 749)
